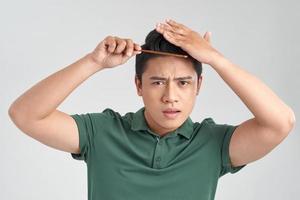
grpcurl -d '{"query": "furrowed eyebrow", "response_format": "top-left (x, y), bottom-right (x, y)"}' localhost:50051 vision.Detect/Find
top-left (149, 76), bottom-right (193, 81)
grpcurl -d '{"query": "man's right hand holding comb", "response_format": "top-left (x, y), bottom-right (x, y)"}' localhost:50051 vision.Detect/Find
top-left (88, 36), bottom-right (142, 71)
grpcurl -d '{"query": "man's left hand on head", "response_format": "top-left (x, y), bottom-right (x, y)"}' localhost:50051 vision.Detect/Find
top-left (155, 19), bottom-right (221, 65)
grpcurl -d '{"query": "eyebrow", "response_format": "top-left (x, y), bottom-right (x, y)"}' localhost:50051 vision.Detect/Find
top-left (149, 76), bottom-right (193, 81)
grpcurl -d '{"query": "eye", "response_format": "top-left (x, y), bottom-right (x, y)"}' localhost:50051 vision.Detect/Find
top-left (152, 81), bottom-right (164, 85)
top-left (179, 81), bottom-right (189, 86)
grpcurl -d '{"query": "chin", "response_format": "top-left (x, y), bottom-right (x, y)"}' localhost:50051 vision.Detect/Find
top-left (158, 114), bottom-right (184, 126)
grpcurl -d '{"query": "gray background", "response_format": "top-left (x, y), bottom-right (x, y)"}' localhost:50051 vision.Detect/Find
top-left (1, 0), bottom-right (299, 199)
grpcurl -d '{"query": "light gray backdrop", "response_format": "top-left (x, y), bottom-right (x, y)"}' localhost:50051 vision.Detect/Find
top-left (1, 0), bottom-right (299, 199)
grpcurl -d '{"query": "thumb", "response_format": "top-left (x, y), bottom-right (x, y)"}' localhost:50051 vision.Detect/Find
top-left (204, 31), bottom-right (211, 43)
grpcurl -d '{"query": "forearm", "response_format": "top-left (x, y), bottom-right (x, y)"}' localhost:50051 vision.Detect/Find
top-left (153, 19), bottom-right (295, 132)
top-left (9, 53), bottom-right (102, 121)
top-left (209, 53), bottom-right (295, 132)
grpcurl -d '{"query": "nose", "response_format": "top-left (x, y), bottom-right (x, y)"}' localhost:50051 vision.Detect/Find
top-left (162, 82), bottom-right (178, 104)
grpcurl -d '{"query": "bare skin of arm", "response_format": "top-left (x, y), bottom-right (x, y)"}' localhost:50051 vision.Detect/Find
top-left (156, 19), bottom-right (295, 167)
top-left (8, 36), bottom-right (141, 153)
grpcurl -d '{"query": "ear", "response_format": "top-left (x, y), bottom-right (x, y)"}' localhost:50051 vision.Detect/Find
top-left (134, 75), bottom-right (143, 96)
top-left (196, 75), bottom-right (203, 95)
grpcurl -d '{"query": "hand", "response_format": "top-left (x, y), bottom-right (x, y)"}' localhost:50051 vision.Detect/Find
top-left (155, 19), bottom-right (222, 65)
top-left (89, 36), bottom-right (142, 69)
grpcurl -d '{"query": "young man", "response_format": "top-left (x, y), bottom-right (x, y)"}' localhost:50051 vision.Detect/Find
top-left (8, 19), bottom-right (295, 200)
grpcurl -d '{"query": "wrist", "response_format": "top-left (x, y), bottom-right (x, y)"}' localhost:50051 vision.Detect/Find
top-left (208, 51), bottom-right (226, 67)
top-left (84, 53), bottom-right (105, 72)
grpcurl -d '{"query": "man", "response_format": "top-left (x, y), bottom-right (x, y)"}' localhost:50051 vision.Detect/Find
top-left (8, 19), bottom-right (295, 200)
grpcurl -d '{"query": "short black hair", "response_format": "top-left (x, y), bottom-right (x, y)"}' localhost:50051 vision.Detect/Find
top-left (135, 29), bottom-right (202, 82)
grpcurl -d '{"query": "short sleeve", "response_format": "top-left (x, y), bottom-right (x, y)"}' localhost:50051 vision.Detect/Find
top-left (70, 108), bottom-right (119, 162)
top-left (219, 124), bottom-right (247, 177)
top-left (70, 113), bottom-right (94, 162)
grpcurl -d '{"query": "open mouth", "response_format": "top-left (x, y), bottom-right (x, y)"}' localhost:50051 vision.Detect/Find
top-left (162, 110), bottom-right (181, 119)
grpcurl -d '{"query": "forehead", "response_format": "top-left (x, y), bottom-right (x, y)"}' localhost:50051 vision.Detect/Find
top-left (144, 56), bottom-right (196, 77)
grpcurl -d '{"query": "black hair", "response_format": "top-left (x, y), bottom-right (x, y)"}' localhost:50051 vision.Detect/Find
top-left (135, 29), bottom-right (202, 82)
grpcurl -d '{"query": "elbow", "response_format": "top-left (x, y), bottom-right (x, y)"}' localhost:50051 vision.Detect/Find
top-left (279, 107), bottom-right (296, 136)
top-left (287, 109), bottom-right (296, 131)
top-left (8, 103), bottom-right (25, 125)
top-left (8, 104), bottom-right (31, 134)
top-left (8, 104), bottom-right (20, 126)
top-left (8, 103), bottom-right (17, 120)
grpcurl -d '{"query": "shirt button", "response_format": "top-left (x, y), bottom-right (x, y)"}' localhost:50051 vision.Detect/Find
top-left (156, 157), bottom-right (161, 161)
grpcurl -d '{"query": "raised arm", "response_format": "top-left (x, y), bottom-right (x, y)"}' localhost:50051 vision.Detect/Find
top-left (155, 19), bottom-right (295, 167)
top-left (8, 36), bottom-right (141, 153)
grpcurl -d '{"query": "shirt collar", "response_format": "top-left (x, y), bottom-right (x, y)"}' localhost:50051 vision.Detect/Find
top-left (131, 107), bottom-right (194, 140)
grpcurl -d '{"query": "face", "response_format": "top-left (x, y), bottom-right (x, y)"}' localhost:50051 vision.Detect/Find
top-left (135, 56), bottom-right (202, 136)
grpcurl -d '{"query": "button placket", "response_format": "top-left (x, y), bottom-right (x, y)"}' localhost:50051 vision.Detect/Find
top-left (154, 136), bottom-right (163, 168)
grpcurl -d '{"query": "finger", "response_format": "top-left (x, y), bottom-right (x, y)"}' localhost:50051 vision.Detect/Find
top-left (114, 37), bottom-right (127, 54)
top-left (164, 23), bottom-right (186, 36)
top-left (104, 36), bottom-right (117, 53)
top-left (163, 31), bottom-right (182, 47)
top-left (124, 39), bottom-right (134, 57)
top-left (165, 19), bottom-right (189, 33)
top-left (133, 43), bottom-right (142, 55)
top-left (156, 23), bottom-right (186, 39)
top-left (156, 22), bottom-right (184, 36)
top-left (156, 23), bottom-right (180, 35)
top-left (204, 31), bottom-right (211, 43)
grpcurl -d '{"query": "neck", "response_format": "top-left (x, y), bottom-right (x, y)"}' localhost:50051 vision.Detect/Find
top-left (144, 108), bottom-right (176, 136)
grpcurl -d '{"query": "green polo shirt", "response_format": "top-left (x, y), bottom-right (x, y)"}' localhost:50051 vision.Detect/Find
top-left (70, 107), bottom-right (246, 200)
